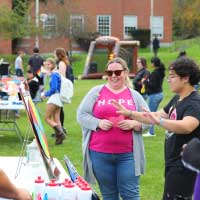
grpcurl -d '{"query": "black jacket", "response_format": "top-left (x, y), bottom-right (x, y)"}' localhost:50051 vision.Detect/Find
top-left (133, 68), bottom-right (150, 94)
top-left (147, 67), bottom-right (165, 95)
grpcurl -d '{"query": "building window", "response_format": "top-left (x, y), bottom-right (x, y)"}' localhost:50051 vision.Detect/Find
top-left (97, 15), bottom-right (111, 36)
top-left (123, 16), bottom-right (137, 39)
top-left (43, 14), bottom-right (56, 39)
top-left (151, 16), bottom-right (164, 39)
top-left (70, 15), bottom-right (84, 35)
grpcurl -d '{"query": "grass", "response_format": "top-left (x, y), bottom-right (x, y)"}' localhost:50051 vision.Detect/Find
top-left (1, 37), bottom-right (200, 199)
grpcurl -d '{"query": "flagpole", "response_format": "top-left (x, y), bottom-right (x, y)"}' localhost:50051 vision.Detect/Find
top-left (35, 0), bottom-right (39, 48)
top-left (150, 0), bottom-right (154, 52)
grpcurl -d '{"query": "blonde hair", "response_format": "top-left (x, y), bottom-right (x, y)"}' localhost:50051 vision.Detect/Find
top-left (46, 57), bottom-right (56, 71)
top-left (106, 57), bottom-right (132, 88)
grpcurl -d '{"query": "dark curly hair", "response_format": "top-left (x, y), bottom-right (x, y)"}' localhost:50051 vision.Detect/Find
top-left (169, 57), bottom-right (200, 86)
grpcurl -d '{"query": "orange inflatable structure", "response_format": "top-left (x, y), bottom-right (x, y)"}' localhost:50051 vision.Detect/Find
top-left (81, 36), bottom-right (140, 79)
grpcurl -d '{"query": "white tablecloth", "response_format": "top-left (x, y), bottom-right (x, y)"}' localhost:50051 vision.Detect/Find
top-left (0, 100), bottom-right (24, 110)
top-left (0, 156), bottom-right (70, 199)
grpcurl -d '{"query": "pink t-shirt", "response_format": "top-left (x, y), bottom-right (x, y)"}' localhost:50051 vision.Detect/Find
top-left (89, 86), bottom-right (136, 153)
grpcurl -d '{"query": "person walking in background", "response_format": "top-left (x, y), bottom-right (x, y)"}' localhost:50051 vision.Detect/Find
top-left (152, 35), bottom-right (160, 57)
top-left (14, 50), bottom-right (24, 117)
top-left (54, 47), bottom-right (74, 136)
top-left (0, 169), bottom-right (32, 200)
top-left (177, 50), bottom-right (187, 59)
top-left (133, 57), bottom-right (150, 100)
top-left (14, 50), bottom-right (24, 77)
top-left (28, 47), bottom-right (44, 75)
top-left (143, 57), bottom-right (165, 137)
top-left (28, 47), bottom-right (45, 92)
top-left (41, 58), bottom-right (65, 145)
top-left (112, 57), bottom-right (200, 200)
top-left (77, 57), bottom-right (149, 200)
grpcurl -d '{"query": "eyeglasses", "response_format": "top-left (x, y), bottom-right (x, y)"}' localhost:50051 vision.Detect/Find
top-left (105, 70), bottom-right (124, 76)
top-left (167, 75), bottom-right (179, 81)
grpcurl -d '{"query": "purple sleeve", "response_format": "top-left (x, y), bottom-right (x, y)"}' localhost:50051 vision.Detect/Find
top-left (194, 174), bottom-right (200, 200)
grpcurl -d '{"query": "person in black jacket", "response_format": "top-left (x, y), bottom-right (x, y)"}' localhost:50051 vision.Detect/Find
top-left (133, 57), bottom-right (150, 100)
top-left (143, 57), bottom-right (165, 137)
top-left (152, 36), bottom-right (160, 57)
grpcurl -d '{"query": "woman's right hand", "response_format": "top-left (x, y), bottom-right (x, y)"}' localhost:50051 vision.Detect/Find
top-left (98, 119), bottom-right (113, 131)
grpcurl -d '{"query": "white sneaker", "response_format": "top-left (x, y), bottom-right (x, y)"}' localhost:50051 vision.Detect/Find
top-left (143, 132), bottom-right (156, 137)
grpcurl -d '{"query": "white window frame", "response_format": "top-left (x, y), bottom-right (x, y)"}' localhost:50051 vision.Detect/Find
top-left (97, 15), bottom-right (111, 36)
top-left (42, 14), bottom-right (57, 39)
top-left (151, 16), bottom-right (164, 39)
top-left (70, 15), bottom-right (84, 35)
top-left (123, 15), bottom-right (137, 39)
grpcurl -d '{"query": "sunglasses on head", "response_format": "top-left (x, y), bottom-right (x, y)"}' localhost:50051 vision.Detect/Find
top-left (105, 69), bottom-right (124, 76)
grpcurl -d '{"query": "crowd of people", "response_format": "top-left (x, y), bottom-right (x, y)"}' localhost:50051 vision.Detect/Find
top-left (77, 54), bottom-right (200, 200)
top-left (111, 56), bottom-right (200, 200)
top-left (1, 46), bottom-right (200, 200)
top-left (12, 47), bottom-right (74, 145)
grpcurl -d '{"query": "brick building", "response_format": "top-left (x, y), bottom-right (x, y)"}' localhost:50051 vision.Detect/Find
top-left (0, 0), bottom-right (172, 54)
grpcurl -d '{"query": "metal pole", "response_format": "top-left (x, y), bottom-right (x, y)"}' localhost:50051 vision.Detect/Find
top-left (150, 0), bottom-right (154, 52)
top-left (35, 0), bottom-right (39, 48)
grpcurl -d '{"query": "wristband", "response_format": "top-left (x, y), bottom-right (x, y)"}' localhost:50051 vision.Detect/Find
top-left (129, 110), bottom-right (133, 118)
top-left (159, 117), bottom-right (164, 126)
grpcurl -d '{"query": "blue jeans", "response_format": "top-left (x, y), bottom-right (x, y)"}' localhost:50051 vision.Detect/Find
top-left (15, 69), bottom-right (23, 77)
top-left (142, 94), bottom-right (148, 101)
top-left (89, 150), bottom-right (140, 200)
top-left (148, 92), bottom-right (163, 135)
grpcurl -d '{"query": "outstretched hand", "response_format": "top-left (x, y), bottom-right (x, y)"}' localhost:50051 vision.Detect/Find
top-left (111, 100), bottom-right (130, 116)
top-left (112, 100), bottom-right (160, 125)
top-left (141, 107), bottom-right (160, 125)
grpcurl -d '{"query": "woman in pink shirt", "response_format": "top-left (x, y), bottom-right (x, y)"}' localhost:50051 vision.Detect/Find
top-left (77, 57), bottom-right (149, 200)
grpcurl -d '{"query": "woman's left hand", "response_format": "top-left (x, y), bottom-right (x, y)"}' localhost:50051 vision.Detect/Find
top-left (118, 120), bottom-right (141, 131)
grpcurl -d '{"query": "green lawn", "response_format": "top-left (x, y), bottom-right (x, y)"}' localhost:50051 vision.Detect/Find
top-left (1, 37), bottom-right (200, 199)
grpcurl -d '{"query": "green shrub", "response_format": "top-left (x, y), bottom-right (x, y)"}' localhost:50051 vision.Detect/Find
top-left (131, 29), bottom-right (151, 48)
top-left (74, 32), bottom-right (99, 51)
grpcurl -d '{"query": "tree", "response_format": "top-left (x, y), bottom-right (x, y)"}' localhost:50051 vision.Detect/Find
top-left (0, 0), bottom-right (38, 52)
top-left (173, 0), bottom-right (200, 39)
top-left (0, 1), bottom-right (37, 39)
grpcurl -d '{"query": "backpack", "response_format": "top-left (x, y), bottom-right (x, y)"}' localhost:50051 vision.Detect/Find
top-left (66, 65), bottom-right (74, 83)
top-left (60, 75), bottom-right (74, 103)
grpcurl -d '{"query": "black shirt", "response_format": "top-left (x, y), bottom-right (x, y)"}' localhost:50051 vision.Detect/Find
top-left (28, 77), bottom-right (39, 99)
top-left (28, 55), bottom-right (44, 74)
top-left (163, 91), bottom-right (200, 167)
top-left (153, 38), bottom-right (160, 50)
top-left (133, 68), bottom-right (150, 94)
top-left (147, 68), bottom-right (165, 95)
